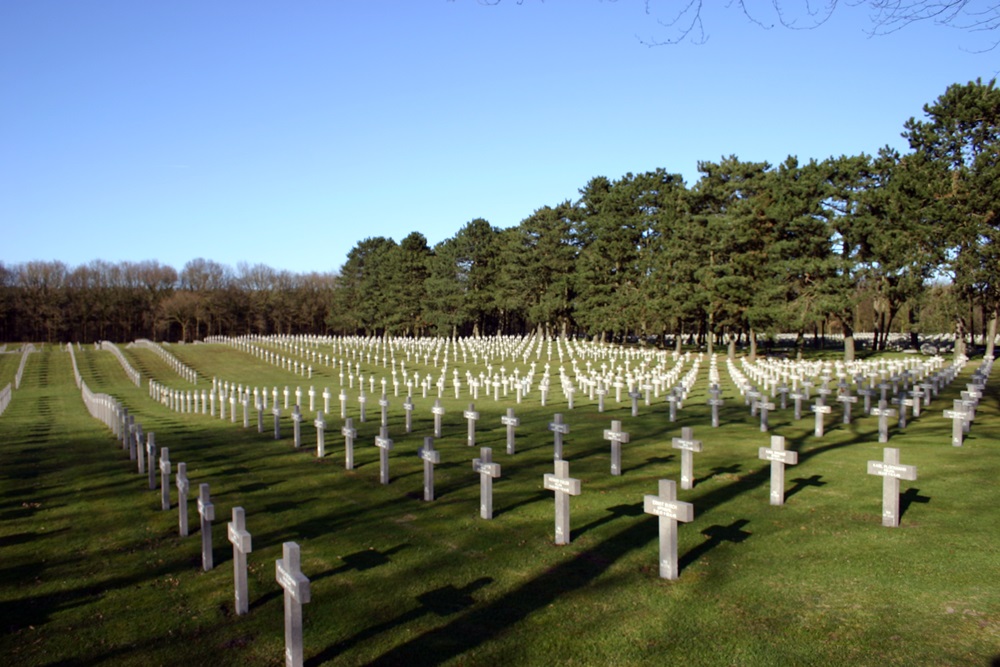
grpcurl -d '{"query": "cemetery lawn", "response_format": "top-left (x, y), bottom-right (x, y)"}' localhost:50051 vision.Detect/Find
top-left (1, 342), bottom-right (998, 666)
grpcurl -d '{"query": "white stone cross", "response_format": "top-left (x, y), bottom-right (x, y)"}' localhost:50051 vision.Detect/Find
top-left (758, 435), bottom-right (798, 506)
top-left (501, 408), bottom-right (520, 455)
top-left (671, 427), bottom-right (702, 490)
top-left (159, 448), bottom-right (171, 511)
top-left (273, 405), bottom-right (282, 440)
top-left (942, 400), bottom-right (969, 447)
top-left (276, 541), bottom-right (311, 667)
top-left (197, 483), bottom-right (215, 571)
top-left (464, 404), bottom-right (480, 447)
top-left (549, 413), bottom-right (570, 460)
top-left (403, 397), bottom-right (414, 433)
top-left (472, 447), bottom-right (501, 520)
top-left (146, 432), bottom-right (157, 491)
top-left (543, 459), bottom-right (581, 545)
top-left (643, 479), bottom-right (694, 580)
top-left (812, 399), bottom-right (832, 437)
top-left (342, 418), bottom-right (356, 470)
top-left (228, 506), bottom-right (252, 615)
top-left (314, 411), bottom-right (326, 457)
top-left (418, 436), bottom-right (440, 501)
top-left (375, 426), bottom-right (393, 485)
top-left (603, 420), bottom-right (630, 476)
top-left (291, 405), bottom-right (303, 448)
top-left (867, 447), bottom-right (917, 527)
top-left (432, 399), bottom-right (445, 438)
top-left (870, 400), bottom-right (897, 443)
top-left (379, 393), bottom-right (389, 427)
top-left (176, 462), bottom-right (190, 537)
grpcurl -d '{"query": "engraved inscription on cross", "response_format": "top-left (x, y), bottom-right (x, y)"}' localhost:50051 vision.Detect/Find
top-left (602, 420), bottom-right (630, 476)
top-left (867, 447), bottom-right (917, 527)
top-left (276, 541), bottom-right (311, 667)
top-left (543, 459), bottom-right (581, 545)
top-left (758, 435), bottom-right (798, 506)
top-left (671, 427), bottom-right (703, 490)
top-left (643, 479), bottom-right (694, 580)
top-left (228, 506), bottom-right (252, 616)
top-left (501, 408), bottom-right (520, 455)
top-left (548, 413), bottom-right (570, 460)
top-left (472, 447), bottom-right (501, 519)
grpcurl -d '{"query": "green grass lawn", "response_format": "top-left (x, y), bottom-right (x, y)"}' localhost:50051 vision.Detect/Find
top-left (1, 342), bottom-right (997, 666)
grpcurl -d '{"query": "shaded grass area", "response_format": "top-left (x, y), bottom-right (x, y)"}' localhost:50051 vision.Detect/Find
top-left (1, 344), bottom-right (998, 666)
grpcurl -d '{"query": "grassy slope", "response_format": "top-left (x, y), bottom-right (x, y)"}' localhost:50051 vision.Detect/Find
top-left (0, 343), bottom-right (997, 666)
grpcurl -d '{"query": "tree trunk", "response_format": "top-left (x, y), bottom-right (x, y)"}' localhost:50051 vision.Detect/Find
top-left (748, 327), bottom-right (757, 362)
top-left (842, 320), bottom-right (856, 363)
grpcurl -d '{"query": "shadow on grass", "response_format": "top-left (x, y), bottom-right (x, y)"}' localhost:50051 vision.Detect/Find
top-left (306, 577), bottom-right (493, 667)
top-left (678, 519), bottom-right (753, 574)
top-left (313, 543), bottom-right (410, 583)
top-left (900, 487), bottom-right (930, 520)
top-left (785, 475), bottom-right (826, 501)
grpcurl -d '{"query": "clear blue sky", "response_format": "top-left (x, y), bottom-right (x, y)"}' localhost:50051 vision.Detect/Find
top-left (1, 1), bottom-right (992, 276)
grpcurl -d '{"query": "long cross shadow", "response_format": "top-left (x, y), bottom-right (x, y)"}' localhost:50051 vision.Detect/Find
top-left (305, 577), bottom-right (493, 666)
top-left (899, 488), bottom-right (931, 520)
top-left (312, 544), bottom-right (409, 584)
top-left (624, 455), bottom-right (675, 475)
top-left (361, 513), bottom-right (666, 667)
top-left (698, 464), bottom-right (741, 486)
top-left (785, 475), bottom-right (826, 501)
top-left (678, 519), bottom-right (752, 574)
top-left (572, 502), bottom-right (644, 539)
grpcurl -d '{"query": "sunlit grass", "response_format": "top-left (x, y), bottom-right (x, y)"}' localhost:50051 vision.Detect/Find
top-left (1, 343), bottom-right (997, 666)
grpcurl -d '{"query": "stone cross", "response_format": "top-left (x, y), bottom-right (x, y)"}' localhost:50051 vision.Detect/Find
top-left (342, 418), bottom-right (356, 469)
top-left (501, 408), bottom-right (519, 455)
top-left (242, 394), bottom-right (250, 429)
top-left (403, 397), bottom-right (414, 433)
top-left (308, 386), bottom-right (316, 413)
top-left (870, 400), bottom-right (897, 443)
top-left (418, 436), bottom-right (440, 501)
top-left (273, 405), bottom-right (282, 440)
top-left (602, 420), bottom-right (630, 476)
top-left (432, 399), bottom-right (445, 438)
top-left (314, 411), bottom-right (326, 457)
top-left (323, 388), bottom-right (331, 414)
top-left (666, 392), bottom-right (680, 422)
top-left (358, 391), bottom-right (367, 423)
top-left (629, 390), bottom-right (641, 417)
top-left (543, 459), bottom-right (581, 545)
top-left (176, 462), bottom-right (190, 537)
top-left (867, 447), bottom-right (917, 527)
top-left (159, 448), bottom-right (172, 510)
top-left (758, 399), bottom-right (775, 432)
top-left (276, 541), bottom-right (311, 667)
top-left (758, 435), bottom-right (799, 506)
top-left (257, 400), bottom-right (265, 433)
top-left (379, 394), bottom-right (389, 427)
top-left (464, 404), bottom-right (480, 447)
top-left (671, 427), bottom-right (703, 490)
top-left (812, 399), bottom-right (832, 437)
top-left (790, 390), bottom-right (805, 421)
top-left (549, 413), bottom-right (570, 460)
top-left (596, 383), bottom-right (607, 412)
top-left (291, 405), bottom-right (303, 448)
top-left (197, 483), bottom-right (215, 571)
top-left (146, 432), bottom-right (157, 490)
top-left (472, 447), bottom-right (501, 519)
top-left (643, 479), bottom-right (694, 580)
top-left (837, 392), bottom-right (858, 424)
top-left (707, 392), bottom-right (724, 428)
top-left (858, 385), bottom-right (876, 415)
top-left (228, 506), bottom-right (252, 615)
top-left (942, 400), bottom-right (968, 447)
top-left (135, 423), bottom-right (145, 474)
top-left (339, 389), bottom-right (347, 419)
top-left (375, 426), bottom-right (393, 485)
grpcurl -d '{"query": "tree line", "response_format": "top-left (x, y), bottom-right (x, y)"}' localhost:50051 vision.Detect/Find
top-left (2, 79), bottom-right (996, 359)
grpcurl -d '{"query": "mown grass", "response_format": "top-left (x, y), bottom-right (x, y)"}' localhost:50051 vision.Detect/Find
top-left (1, 342), bottom-right (998, 666)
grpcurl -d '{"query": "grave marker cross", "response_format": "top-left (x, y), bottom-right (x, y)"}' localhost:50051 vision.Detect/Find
top-left (472, 447), bottom-right (501, 519)
top-left (867, 447), bottom-right (917, 527)
top-left (228, 507), bottom-right (253, 615)
top-left (671, 427), bottom-right (703, 490)
top-left (602, 420), bottom-right (631, 476)
top-left (758, 435), bottom-right (799, 506)
top-left (276, 542), bottom-right (311, 667)
top-left (643, 479), bottom-right (694, 580)
top-left (543, 459), bottom-right (581, 545)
